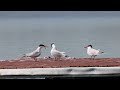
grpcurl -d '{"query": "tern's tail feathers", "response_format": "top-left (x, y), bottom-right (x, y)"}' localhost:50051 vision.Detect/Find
top-left (61, 52), bottom-right (65, 54)
top-left (65, 55), bottom-right (69, 57)
top-left (20, 54), bottom-right (26, 59)
top-left (98, 49), bottom-right (104, 54)
top-left (23, 54), bottom-right (27, 57)
top-left (99, 51), bottom-right (104, 54)
top-left (101, 52), bottom-right (104, 53)
top-left (98, 49), bottom-right (100, 51)
top-left (61, 52), bottom-right (66, 57)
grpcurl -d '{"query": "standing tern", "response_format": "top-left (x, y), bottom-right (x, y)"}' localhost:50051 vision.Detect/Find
top-left (51, 43), bottom-right (66, 60)
top-left (84, 45), bottom-right (104, 60)
top-left (23, 44), bottom-right (47, 61)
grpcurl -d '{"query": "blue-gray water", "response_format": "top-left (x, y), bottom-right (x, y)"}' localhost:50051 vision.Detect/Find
top-left (0, 11), bottom-right (120, 60)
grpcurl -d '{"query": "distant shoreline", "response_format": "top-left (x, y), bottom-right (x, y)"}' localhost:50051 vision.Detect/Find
top-left (0, 58), bottom-right (120, 69)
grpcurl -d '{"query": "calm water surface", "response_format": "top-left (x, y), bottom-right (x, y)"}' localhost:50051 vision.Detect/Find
top-left (0, 11), bottom-right (120, 60)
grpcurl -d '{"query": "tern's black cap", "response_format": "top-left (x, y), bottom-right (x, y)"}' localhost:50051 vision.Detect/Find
top-left (51, 43), bottom-right (54, 47)
top-left (39, 44), bottom-right (45, 47)
top-left (88, 45), bottom-right (92, 48)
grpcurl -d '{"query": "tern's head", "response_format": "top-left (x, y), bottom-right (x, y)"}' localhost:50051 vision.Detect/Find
top-left (51, 43), bottom-right (55, 48)
top-left (39, 44), bottom-right (48, 49)
top-left (84, 45), bottom-right (93, 48)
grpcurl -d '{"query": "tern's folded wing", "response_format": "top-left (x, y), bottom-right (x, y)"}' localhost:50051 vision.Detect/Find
top-left (25, 50), bottom-right (40, 57)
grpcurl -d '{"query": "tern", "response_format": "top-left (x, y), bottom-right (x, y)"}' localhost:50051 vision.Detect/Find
top-left (51, 43), bottom-right (66, 60)
top-left (23, 44), bottom-right (47, 61)
top-left (84, 45), bottom-right (104, 60)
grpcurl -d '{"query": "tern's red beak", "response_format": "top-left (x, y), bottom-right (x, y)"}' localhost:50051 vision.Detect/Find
top-left (44, 45), bottom-right (48, 49)
top-left (84, 46), bottom-right (88, 48)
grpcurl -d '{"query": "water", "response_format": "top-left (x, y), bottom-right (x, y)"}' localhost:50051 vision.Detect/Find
top-left (0, 11), bottom-right (120, 60)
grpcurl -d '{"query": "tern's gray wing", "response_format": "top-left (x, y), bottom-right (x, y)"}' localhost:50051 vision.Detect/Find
top-left (25, 50), bottom-right (41, 57)
top-left (54, 50), bottom-right (66, 57)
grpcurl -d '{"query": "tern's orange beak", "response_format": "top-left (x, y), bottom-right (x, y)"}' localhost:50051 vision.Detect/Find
top-left (44, 45), bottom-right (48, 49)
top-left (84, 46), bottom-right (88, 48)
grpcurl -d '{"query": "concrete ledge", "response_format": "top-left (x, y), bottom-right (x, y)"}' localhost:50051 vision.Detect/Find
top-left (0, 67), bottom-right (120, 76)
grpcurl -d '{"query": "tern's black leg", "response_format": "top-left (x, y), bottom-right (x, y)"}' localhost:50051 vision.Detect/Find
top-left (54, 57), bottom-right (56, 60)
top-left (90, 56), bottom-right (93, 60)
top-left (93, 55), bottom-right (96, 60)
top-left (35, 57), bottom-right (38, 61)
top-left (32, 57), bottom-right (37, 61)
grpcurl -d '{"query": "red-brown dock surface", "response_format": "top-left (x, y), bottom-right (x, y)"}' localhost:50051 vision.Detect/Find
top-left (0, 58), bottom-right (120, 69)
